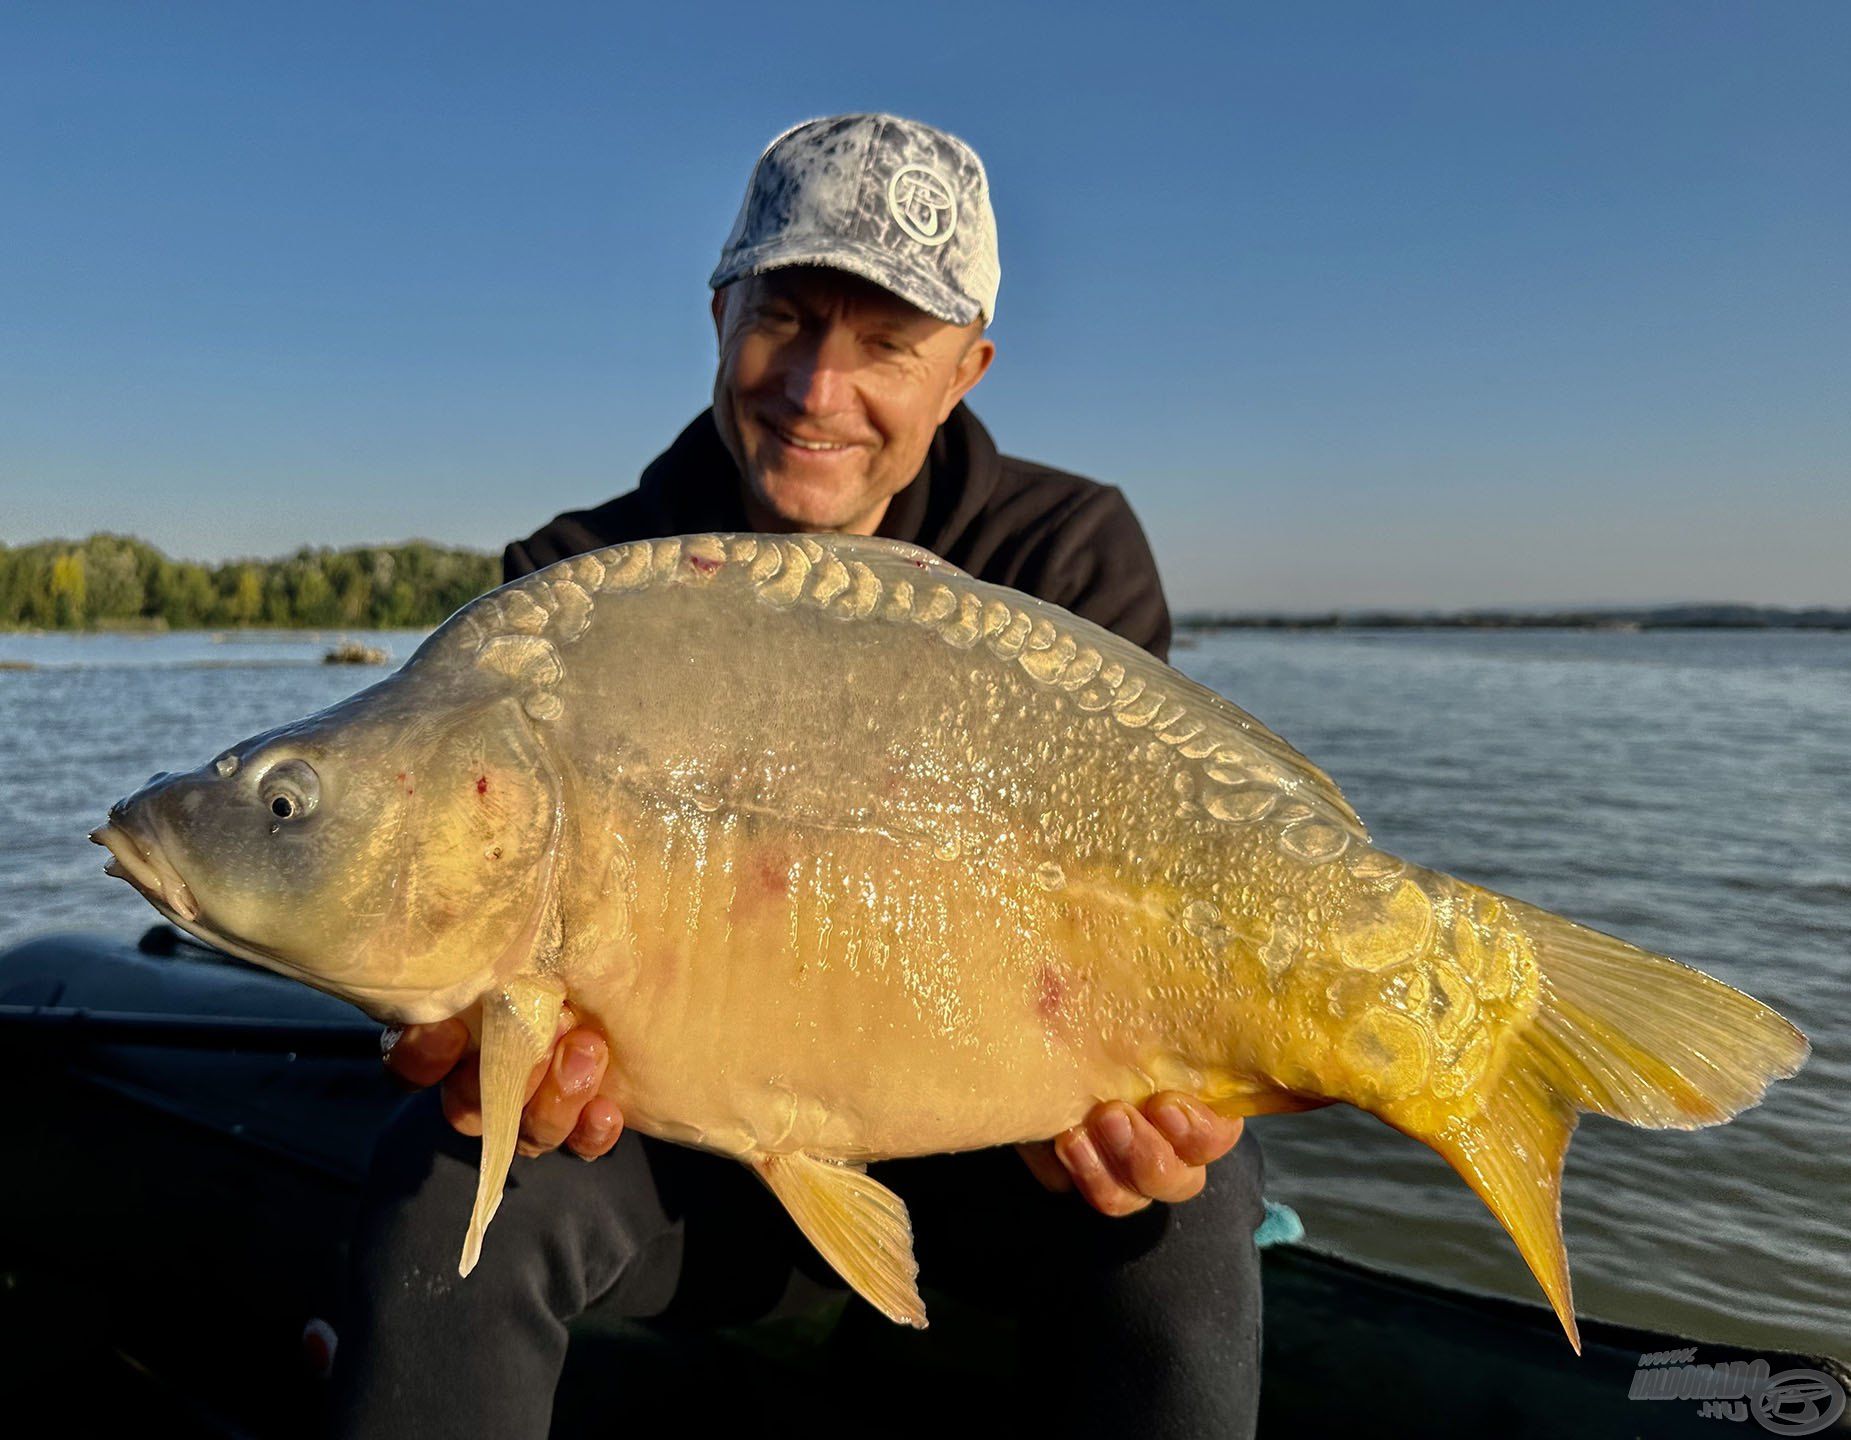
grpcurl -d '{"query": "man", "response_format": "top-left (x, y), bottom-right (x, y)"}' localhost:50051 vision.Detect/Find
top-left (331, 114), bottom-right (1263, 1438)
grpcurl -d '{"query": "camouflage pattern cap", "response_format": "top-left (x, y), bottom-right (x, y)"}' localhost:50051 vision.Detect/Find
top-left (710, 113), bottom-right (1000, 327)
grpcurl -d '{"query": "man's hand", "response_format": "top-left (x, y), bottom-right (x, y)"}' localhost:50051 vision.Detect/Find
top-left (1016, 1094), bottom-right (1243, 1216)
top-left (380, 1007), bottom-right (625, 1161)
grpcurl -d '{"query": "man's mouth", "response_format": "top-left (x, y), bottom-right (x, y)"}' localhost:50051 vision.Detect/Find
top-left (91, 819), bottom-right (201, 923)
top-left (765, 421), bottom-right (860, 454)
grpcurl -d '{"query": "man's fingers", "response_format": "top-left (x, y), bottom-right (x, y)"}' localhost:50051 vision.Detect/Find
top-left (1054, 1125), bottom-right (1151, 1217)
top-left (1053, 1096), bottom-right (1241, 1214)
top-left (1090, 1101), bottom-right (1205, 1204)
top-left (1145, 1093), bottom-right (1244, 1167)
top-left (1015, 1139), bottom-right (1075, 1193)
top-left (516, 1028), bottom-right (610, 1157)
top-left (565, 1095), bottom-right (625, 1161)
top-left (440, 1053), bottom-right (483, 1137)
top-left (381, 1018), bottom-right (469, 1090)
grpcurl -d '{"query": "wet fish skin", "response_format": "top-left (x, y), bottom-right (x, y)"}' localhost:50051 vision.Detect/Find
top-left (93, 533), bottom-right (1810, 1344)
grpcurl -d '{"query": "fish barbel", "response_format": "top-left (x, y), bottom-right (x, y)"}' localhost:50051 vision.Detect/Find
top-left (91, 533), bottom-right (1809, 1347)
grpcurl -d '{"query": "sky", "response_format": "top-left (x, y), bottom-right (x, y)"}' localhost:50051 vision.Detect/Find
top-left (1, 2), bottom-right (1846, 612)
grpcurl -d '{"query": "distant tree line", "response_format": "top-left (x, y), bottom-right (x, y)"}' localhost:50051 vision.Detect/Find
top-left (0, 534), bottom-right (501, 630)
top-left (1177, 604), bottom-right (1851, 631)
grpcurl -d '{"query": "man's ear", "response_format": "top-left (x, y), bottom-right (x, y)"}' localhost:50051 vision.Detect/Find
top-left (939, 334), bottom-right (996, 423)
top-left (710, 289), bottom-right (728, 343)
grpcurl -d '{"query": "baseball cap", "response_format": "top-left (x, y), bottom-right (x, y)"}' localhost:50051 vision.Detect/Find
top-left (709, 113), bottom-right (1001, 327)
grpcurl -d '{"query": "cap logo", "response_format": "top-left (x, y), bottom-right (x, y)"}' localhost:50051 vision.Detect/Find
top-left (886, 164), bottom-right (957, 247)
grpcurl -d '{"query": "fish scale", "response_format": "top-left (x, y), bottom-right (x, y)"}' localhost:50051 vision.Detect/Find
top-left (92, 531), bottom-right (1809, 1344)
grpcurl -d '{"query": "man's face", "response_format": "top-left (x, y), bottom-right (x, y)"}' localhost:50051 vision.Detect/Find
top-left (710, 268), bottom-right (994, 535)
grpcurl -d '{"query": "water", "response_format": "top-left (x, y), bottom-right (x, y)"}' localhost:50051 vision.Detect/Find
top-left (0, 630), bottom-right (431, 940)
top-left (1176, 628), bottom-right (1850, 1362)
top-left (1, 626), bottom-right (1845, 1358)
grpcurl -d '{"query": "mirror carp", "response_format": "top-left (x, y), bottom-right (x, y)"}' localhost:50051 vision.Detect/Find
top-left (92, 532), bottom-right (1809, 1346)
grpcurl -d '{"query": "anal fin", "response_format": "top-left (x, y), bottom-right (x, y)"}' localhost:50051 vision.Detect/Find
top-left (754, 1152), bottom-right (926, 1329)
top-left (459, 975), bottom-right (566, 1277)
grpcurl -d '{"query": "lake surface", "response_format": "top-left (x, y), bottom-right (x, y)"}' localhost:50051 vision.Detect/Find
top-left (2, 626), bottom-right (1846, 1359)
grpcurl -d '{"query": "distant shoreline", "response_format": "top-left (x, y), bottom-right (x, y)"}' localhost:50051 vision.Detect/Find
top-left (0, 622), bottom-right (430, 637)
top-left (7, 610), bottom-right (1846, 640)
top-left (1, 534), bottom-right (495, 632)
top-left (1176, 605), bottom-right (1851, 633)
top-left (6, 534), bottom-right (1844, 635)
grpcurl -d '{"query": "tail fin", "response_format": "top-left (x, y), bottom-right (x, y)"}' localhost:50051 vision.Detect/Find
top-left (1419, 890), bottom-right (1809, 1354)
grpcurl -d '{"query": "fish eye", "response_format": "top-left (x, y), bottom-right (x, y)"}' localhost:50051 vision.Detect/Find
top-left (259, 758), bottom-right (321, 824)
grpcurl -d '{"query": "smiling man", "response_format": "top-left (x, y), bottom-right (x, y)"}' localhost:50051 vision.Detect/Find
top-left (333, 115), bottom-right (1264, 1439)
top-left (714, 268), bottom-right (993, 535)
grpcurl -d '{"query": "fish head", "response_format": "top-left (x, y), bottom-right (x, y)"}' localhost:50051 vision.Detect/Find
top-left (92, 674), bottom-right (564, 1024)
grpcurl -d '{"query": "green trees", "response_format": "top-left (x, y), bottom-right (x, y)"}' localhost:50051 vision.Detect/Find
top-left (0, 534), bottom-right (500, 630)
top-left (49, 552), bottom-right (87, 627)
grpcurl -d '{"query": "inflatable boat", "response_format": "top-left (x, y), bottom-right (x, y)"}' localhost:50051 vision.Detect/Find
top-left (1, 927), bottom-right (1843, 1437)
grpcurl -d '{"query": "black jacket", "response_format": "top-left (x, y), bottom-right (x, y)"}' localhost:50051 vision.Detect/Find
top-left (504, 405), bottom-right (1171, 662)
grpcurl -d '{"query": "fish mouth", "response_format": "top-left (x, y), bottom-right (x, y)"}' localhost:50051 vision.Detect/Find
top-left (89, 816), bottom-right (494, 1026)
top-left (88, 816), bottom-right (320, 992)
top-left (90, 818), bottom-right (201, 923)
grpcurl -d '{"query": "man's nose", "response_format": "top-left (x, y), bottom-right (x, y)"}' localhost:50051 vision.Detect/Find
top-left (781, 326), bottom-right (858, 414)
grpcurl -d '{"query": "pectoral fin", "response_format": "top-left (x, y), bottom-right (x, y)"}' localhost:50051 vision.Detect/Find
top-left (753, 1152), bottom-right (926, 1328)
top-left (459, 975), bottom-right (566, 1277)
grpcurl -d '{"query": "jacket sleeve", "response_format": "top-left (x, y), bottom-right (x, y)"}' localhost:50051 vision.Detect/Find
top-left (1026, 486), bottom-right (1172, 664)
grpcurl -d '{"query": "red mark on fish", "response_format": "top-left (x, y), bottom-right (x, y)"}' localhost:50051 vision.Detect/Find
top-left (1036, 963), bottom-right (1066, 1022)
top-left (757, 852), bottom-right (791, 896)
top-left (476, 775), bottom-right (489, 796)
top-left (688, 554), bottom-right (722, 575)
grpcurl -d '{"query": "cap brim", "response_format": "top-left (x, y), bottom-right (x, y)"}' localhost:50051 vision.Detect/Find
top-left (710, 238), bottom-right (983, 327)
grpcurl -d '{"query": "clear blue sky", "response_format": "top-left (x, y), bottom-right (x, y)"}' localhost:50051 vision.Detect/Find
top-left (2, 2), bottom-right (1845, 610)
